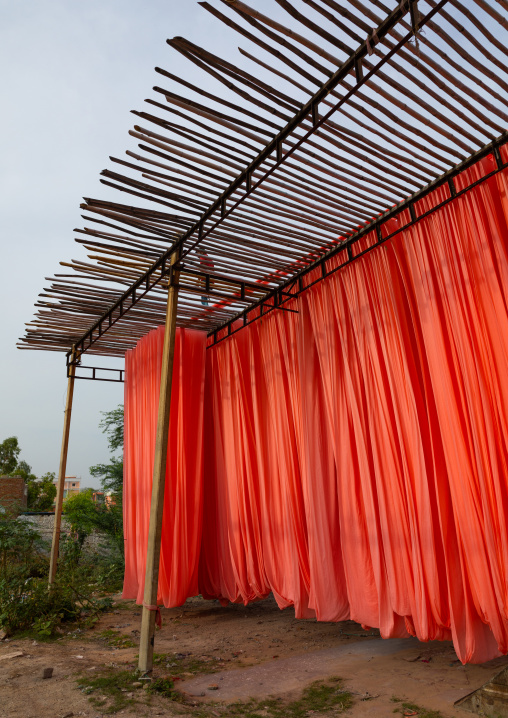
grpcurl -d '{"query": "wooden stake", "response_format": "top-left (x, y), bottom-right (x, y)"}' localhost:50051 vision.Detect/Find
top-left (138, 250), bottom-right (180, 674)
top-left (48, 351), bottom-right (76, 587)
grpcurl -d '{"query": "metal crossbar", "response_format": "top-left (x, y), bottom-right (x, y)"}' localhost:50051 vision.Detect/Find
top-left (209, 133), bottom-right (508, 347)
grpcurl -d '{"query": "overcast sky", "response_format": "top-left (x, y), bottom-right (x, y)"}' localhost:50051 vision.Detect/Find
top-left (0, 0), bottom-right (283, 486)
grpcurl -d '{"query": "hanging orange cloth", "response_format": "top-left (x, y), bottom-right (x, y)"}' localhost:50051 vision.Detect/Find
top-left (124, 157), bottom-right (508, 664)
top-left (122, 326), bottom-right (206, 606)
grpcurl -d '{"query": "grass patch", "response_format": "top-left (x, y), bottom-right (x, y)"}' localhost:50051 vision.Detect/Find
top-left (77, 668), bottom-right (351, 717)
top-left (77, 668), bottom-right (143, 714)
top-left (190, 677), bottom-right (352, 718)
top-left (97, 628), bottom-right (137, 648)
top-left (391, 698), bottom-right (447, 717)
top-left (148, 677), bottom-right (178, 699)
top-left (153, 651), bottom-right (224, 677)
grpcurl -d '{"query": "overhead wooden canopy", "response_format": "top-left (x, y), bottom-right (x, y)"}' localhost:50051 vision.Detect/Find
top-left (19, 0), bottom-right (508, 359)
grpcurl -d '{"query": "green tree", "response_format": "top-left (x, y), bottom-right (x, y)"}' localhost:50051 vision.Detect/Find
top-left (70, 405), bottom-right (126, 558)
top-left (90, 456), bottom-right (123, 497)
top-left (26, 472), bottom-right (57, 512)
top-left (0, 437), bottom-right (21, 475)
top-left (13, 460), bottom-right (56, 512)
top-left (16, 460), bottom-right (32, 476)
top-left (64, 489), bottom-right (124, 554)
top-left (13, 460), bottom-right (36, 483)
top-left (100, 405), bottom-right (124, 453)
top-left (89, 405), bottom-right (124, 501)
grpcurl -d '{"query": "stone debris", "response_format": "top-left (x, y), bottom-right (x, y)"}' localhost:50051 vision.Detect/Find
top-left (402, 652), bottom-right (422, 663)
top-left (42, 667), bottom-right (53, 679)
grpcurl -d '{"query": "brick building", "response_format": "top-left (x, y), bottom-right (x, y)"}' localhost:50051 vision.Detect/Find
top-left (0, 476), bottom-right (27, 514)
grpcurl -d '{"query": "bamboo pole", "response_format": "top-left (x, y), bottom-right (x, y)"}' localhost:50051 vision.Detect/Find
top-left (48, 351), bottom-right (76, 587)
top-left (138, 250), bottom-right (180, 674)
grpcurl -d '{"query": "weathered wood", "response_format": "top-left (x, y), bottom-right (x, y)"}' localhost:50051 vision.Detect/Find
top-left (198, 1), bottom-right (325, 85)
top-left (20, 0), bottom-right (508, 360)
top-left (138, 250), bottom-right (180, 674)
top-left (48, 353), bottom-right (76, 586)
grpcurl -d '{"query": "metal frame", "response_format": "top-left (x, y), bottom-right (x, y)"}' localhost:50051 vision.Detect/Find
top-left (66, 0), bottom-right (451, 364)
top-left (208, 132), bottom-right (508, 346)
top-left (65, 359), bottom-right (125, 382)
top-left (66, 264), bottom-right (286, 363)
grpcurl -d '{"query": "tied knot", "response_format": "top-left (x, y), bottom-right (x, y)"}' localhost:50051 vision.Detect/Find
top-left (366, 29), bottom-right (379, 56)
top-left (143, 603), bottom-right (162, 629)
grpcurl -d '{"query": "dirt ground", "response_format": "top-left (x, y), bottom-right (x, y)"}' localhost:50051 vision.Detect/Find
top-left (1, 594), bottom-right (507, 718)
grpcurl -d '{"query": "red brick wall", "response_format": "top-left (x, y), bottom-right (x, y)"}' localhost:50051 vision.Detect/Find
top-left (0, 476), bottom-right (27, 514)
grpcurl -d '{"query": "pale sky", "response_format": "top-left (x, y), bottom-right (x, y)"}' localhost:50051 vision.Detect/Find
top-left (0, 0), bottom-right (283, 486)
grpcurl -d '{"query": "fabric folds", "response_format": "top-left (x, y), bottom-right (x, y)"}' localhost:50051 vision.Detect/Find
top-left (123, 163), bottom-right (508, 664)
top-left (123, 326), bottom-right (206, 606)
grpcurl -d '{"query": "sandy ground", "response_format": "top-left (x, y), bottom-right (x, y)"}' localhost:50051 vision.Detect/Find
top-left (1, 594), bottom-right (507, 718)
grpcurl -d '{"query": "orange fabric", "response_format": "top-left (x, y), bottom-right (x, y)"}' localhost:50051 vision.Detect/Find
top-left (122, 327), bottom-right (206, 606)
top-left (123, 166), bottom-right (508, 664)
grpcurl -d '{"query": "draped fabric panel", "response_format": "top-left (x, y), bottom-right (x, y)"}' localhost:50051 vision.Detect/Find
top-left (123, 327), bottom-right (206, 606)
top-left (123, 162), bottom-right (508, 663)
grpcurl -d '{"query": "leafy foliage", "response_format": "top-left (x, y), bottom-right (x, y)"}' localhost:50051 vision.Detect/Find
top-left (64, 488), bottom-right (124, 556)
top-left (1, 441), bottom-right (56, 511)
top-left (26, 472), bottom-right (57, 511)
top-left (99, 405), bottom-right (124, 453)
top-left (90, 405), bottom-right (124, 508)
top-left (90, 456), bottom-right (123, 497)
top-left (0, 513), bottom-right (114, 637)
top-left (0, 513), bottom-right (45, 577)
top-left (84, 405), bottom-right (125, 562)
top-left (16, 460), bottom-right (31, 476)
top-left (0, 406), bottom-right (126, 639)
top-left (0, 437), bottom-right (21, 475)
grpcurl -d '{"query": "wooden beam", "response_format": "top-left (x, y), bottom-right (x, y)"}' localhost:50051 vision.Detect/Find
top-left (48, 351), bottom-right (76, 586)
top-left (138, 250), bottom-right (180, 673)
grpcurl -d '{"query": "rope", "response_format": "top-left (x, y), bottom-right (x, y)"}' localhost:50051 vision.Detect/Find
top-left (143, 603), bottom-right (162, 628)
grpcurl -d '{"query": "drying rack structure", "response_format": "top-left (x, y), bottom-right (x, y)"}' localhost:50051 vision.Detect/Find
top-left (19, 0), bottom-right (508, 672)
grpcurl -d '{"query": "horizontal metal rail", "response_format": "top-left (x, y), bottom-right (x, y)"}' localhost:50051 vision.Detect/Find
top-left (208, 133), bottom-right (508, 347)
top-left (67, 264), bottom-right (273, 360)
top-left (67, 0), bottom-right (448, 362)
top-left (66, 362), bottom-right (125, 382)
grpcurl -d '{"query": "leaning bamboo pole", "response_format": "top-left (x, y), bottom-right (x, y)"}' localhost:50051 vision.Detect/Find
top-left (48, 350), bottom-right (76, 587)
top-left (138, 250), bottom-right (180, 674)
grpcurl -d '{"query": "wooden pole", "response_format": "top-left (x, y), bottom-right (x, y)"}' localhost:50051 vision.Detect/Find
top-left (138, 250), bottom-right (180, 673)
top-left (48, 351), bottom-right (76, 586)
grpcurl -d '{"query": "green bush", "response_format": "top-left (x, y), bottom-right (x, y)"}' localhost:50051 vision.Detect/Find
top-left (0, 406), bottom-right (126, 638)
top-left (26, 472), bottom-right (57, 512)
top-left (0, 513), bottom-right (115, 637)
top-left (63, 490), bottom-right (124, 556)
